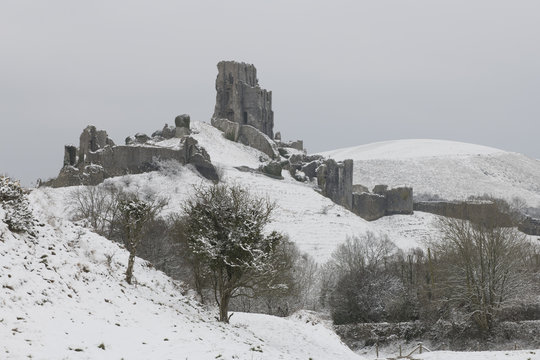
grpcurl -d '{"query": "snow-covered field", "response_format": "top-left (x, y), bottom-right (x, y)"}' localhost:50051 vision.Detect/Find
top-left (321, 139), bottom-right (540, 207)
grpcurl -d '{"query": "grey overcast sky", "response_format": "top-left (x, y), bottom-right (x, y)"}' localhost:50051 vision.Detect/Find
top-left (1, 0), bottom-right (539, 186)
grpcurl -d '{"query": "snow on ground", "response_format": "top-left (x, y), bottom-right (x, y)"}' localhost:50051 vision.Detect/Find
top-left (0, 195), bottom-right (361, 360)
top-left (320, 139), bottom-right (540, 207)
top-left (371, 211), bottom-right (443, 251)
top-left (416, 349), bottom-right (540, 360)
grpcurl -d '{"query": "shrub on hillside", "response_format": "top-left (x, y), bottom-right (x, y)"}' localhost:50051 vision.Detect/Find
top-left (1, 176), bottom-right (35, 234)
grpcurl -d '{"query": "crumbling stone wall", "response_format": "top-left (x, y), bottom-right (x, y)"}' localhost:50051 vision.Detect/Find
top-left (351, 185), bottom-right (413, 221)
top-left (413, 200), bottom-right (512, 226)
top-left (317, 159), bottom-right (353, 210)
top-left (78, 125), bottom-right (115, 165)
top-left (44, 119), bottom-right (218, 188)
top-left (213, 61), bottom-right (274, 138)
top-left (386, 187), bottom-right (414, 215)
top-left (352, 192), bottom-right (386, 221)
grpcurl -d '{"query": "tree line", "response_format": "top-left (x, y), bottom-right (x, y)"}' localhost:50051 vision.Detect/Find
top-left (69, 182), bottom-right (540, 331)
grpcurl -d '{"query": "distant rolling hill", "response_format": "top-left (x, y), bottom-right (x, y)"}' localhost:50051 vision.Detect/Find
top-left (320, 139), bottom-right (540, 208)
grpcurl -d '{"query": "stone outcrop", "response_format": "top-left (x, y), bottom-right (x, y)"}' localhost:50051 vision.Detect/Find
top-left (260, 161), bottom-right (283, 179)
top-left (277, 140), bottom-right (304, 151)
top-left (213, 61), bottom-right (274, 138)
top-left (351, 185), bottom-right (413, 221)
top-left (175, 114), bottom-right (191, 137)
top-left (317, 159), bottom-right (353, 210)
top-left (352, 192), bottom-right (387, 221)
top-left (44, 120), bottom-right (219, 188)
top-left (237, 125), bottom-right (279, 159)
top-left (152, 124), bottom-right (176, 139)
top-left (212, 118), bottom-right (241, 141)
top-left (301, 160), bottom-right (320, 179)
top-left (212, 118), bottom-right (278, 159)
top-left (519, 216), bottom-right (540, 236)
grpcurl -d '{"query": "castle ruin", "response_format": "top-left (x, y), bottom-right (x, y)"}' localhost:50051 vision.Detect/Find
top-left (45, 60), bottom-right (416, 224)
top-left (213, 61), bottom-right (274, 138)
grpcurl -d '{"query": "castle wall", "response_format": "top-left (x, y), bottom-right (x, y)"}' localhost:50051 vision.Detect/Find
top-left (414, 200), bottom-right (513, 226)
top-left (46, 123), bottom-right (219, 188)
top-left (86, 146), bottom-right (186, 178)
top-left (316, 159), bottom-right (353, 210)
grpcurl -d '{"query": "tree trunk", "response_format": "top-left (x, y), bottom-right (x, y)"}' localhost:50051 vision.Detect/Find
top-left (125, 249), bottom-right (136, 284)
top-left (219, 292), bottom-right (231, 323)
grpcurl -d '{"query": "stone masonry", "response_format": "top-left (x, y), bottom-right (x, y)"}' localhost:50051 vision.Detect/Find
top-left (44, 118), bottom-right (218, 187)
top-left (317, 159), bottom-right (353, 210)
top-left (213, 61), bottom-right (274, 138)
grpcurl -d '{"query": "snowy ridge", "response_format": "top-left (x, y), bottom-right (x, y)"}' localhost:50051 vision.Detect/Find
top-left (320, 139), bottom-right (540, 207)
top-left (320, 139), bottom-right (503, 160)
top-left (0, 194), bottom-right (360, 359)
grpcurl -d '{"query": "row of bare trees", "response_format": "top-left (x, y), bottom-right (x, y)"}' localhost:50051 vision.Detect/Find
top-left (324, 215), bottom-right (540, 332)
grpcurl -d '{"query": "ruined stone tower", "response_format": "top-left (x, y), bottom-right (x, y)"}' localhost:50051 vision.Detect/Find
top-left (212, 61), bottom-right (274, 138)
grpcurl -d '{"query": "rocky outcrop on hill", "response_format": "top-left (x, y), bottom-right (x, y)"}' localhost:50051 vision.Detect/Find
top-left (211, 118), bottom-right (279, 159)
top-left (519, 216), bottom-right (540, 236)
top-left (351, 185), bottom-right (413, 221)
top-left (43, 117), bottom-right (218, 187)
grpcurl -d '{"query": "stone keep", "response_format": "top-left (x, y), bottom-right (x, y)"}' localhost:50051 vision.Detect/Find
top-left (212, 61), bottom-right (274, 138)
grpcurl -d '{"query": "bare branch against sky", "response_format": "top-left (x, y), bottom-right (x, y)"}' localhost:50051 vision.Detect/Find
top-left (1, 0), bottom-right (539, 185)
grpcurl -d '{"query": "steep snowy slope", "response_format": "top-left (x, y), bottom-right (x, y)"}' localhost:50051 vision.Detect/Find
top-left (320, 139), bottom-right (540, 207)
top-left (0, 198), bottom-right (361, 360)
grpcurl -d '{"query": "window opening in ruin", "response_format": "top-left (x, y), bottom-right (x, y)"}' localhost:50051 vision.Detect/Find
top-left (243, 111), bottom-right (248, 124)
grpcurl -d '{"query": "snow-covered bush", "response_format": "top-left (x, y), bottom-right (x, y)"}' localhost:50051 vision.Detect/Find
top-left (4, 199), bottom-right (34, 233)
top-left (181, 183), bottom-right (290, 323)
top-left (0, 176), bottom-right (24, 201)
top-left (1, 176), bottom-right (35, 234)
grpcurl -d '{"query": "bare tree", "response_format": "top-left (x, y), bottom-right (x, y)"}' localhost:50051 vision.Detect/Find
top-left (68, 184), bottom-right (122, 238)
top-left (432, 216), bottom-right (534, 331)
top-left (326, 232), bottom-right (403, 324)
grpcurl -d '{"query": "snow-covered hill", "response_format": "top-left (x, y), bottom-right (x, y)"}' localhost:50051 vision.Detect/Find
top-left (320, 139), bottom-right (540, 208)
top-left (34, 122), bottom-right (443, 263)
top-left (2, 196), bottom-right (537, 359)
top-left (0, 198), bottom-right (361, 359)
top-left (3, 123), bottom-right (540, 360)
